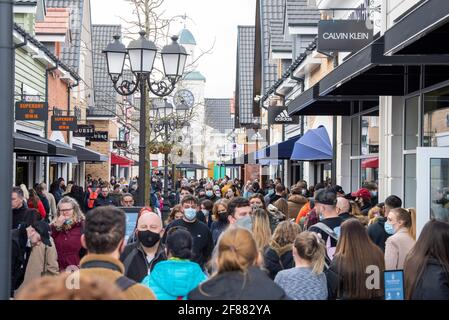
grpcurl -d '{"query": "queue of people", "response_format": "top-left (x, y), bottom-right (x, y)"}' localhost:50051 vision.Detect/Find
top-left (10, 175), bottom-right (449, 301)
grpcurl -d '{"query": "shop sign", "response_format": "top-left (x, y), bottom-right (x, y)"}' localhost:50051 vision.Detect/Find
top-left (51, 116), bottom-right (77, 131)
top-left (15, 101), bottom-right (48, 121)
top-left (89, 131), bottom-right (109, 142)
top-left (268, 106), bottom-right (299, 125)
top-left (317, 20), bottom-right (373, 52)
top-left (369, 144), bottom-right (379, 154)
top-left (73, 124), bottom-right (95, 137)
top-left (113, 141), bottom-right (127, 149)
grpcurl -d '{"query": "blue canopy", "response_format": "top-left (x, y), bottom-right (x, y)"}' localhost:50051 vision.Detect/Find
top-left (290, 125), bottom-right (333, 161)
top-left (256, 134), bottom-right (301, 160)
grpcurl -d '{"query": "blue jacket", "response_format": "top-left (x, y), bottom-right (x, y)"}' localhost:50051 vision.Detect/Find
top-left (141, 258), bottom-right (207, 300)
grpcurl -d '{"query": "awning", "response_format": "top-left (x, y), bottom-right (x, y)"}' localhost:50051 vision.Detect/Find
top-left (49, 156), bottom-right (78, 164)
top-left (361, 157), bottom-right (379, 169)
top-left (15, 132), bottom-right (76, 157)
top-left (74, 145), bottom-right (108, 163)
top-left (256, 134), bottom-right (302, 159)
top-left (288, 84), bottom-right (378, 116)
top-left (13, 132), bottom-right (48, 155)
top-left (111, 153), bottom-right (135, 167)
top-left (384, 0), bottom-right (449, 55)
top-left (176, 163), bottom-right (208, 170)
top-left (291, 125), bottom-right (333, 161)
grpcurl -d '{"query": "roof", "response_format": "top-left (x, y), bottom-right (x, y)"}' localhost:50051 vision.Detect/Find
top-left (13, 22), bottom-right (79, 80)
top-left (183, 71), bottom-right (206, 81)
top-left (14, 0), bottom-right (37, 5)
top-left (236, 25), bottom-right (255, 125)
top-left (260, 0), bottom-right (286, 95)
top-left (45, 0), bottom-right (84, 72)
top-left (179, 28), bottom-right (196, 45)
top-left (285, 0), bottom-right (321, 27)
top-left (91, 24), bottom-right (121, 117)
top-left (270, 20), bottom-right (291, 53)
top-left (205, 99), bottom-right (234, 133)
top-left (35, 7), bottom-right (70, 35)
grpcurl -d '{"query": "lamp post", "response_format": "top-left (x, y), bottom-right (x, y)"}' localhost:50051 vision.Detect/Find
top-left (149, 98), bottom-right (191, 220)
top-left (103, 31), bottom-right (187, 206)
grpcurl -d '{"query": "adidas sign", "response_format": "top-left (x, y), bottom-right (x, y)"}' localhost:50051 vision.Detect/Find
top-left (274, 110), bottom-right (293, 122)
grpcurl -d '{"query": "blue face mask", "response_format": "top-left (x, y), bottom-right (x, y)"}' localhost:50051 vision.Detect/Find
top-left (319, 214), bottom-right (324, 221)
top-left (206, 190), bottom-right (213, 197)
top-left (371, 191), bottom-right (378, 197)
top-left (384, 222), bottom-right (395, 235)
top-left (184, 208), bottom-right (197, 221)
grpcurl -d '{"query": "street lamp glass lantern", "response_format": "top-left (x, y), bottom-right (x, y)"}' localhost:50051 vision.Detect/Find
top-left (162, 100), bottom-right (174, 118)
top-left (127, 31), bottom-right (157, 75)
top-left (103, 35), bottom-right (127, 80)
top-left (161, 35), bottom-right (188, 81)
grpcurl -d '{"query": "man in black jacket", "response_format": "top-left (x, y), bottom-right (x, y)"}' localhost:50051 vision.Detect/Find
top-left (367, 195), bottom-right (402, 252)
top-left (163, 195), bottom-right (213, 270)
top-left (12, 187), bottom-right (30, 229)
top-left (120, 212), bottom-right (166, 282)
top-left (94, 185), bottom-right (116, 207)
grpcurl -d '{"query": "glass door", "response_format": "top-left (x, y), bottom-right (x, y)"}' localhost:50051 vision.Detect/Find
top-left (416, 147), bottom-right (449, 237)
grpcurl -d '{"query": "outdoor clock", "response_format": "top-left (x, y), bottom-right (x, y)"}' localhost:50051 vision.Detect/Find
top-left (174, 89), bottom-right (195, 109)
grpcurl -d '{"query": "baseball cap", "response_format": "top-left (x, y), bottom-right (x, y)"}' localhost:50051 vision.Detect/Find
top-left (331, 185), bottom-right (345, 195)
top-left (351, 188), bottom-right (371, 201)
top-left (32, 220), bottom-right (52, 247)
top-left (314, 189), bottom-right (337, 206)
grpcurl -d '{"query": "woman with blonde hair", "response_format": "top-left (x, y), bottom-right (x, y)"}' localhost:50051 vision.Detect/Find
top-left (50, 196), bottom-right (85, 271)
top-left (165, 204), bottom-right (184, 225)
top-left (251, 209), bottom-right (272, 253)
top-left (188, 226), bottom-right (288, 300)
top-left (210, 199), bottom-right (229, 245)
top-left (384, 207), bottom-right (416, 270)
top-left (264, 221), bottom-right (302, 279)
top-left (274, 231), bottom-right (328, 300)
top-left (20, 184), bottom-right (29, 201)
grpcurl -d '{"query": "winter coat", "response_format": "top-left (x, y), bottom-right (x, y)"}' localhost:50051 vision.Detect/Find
top-left (51, 221), bottom-right (84, 271)
top-left (17, 238), bottom-right (59, 292)
top-left (287, 195), bottom-right (307, 220)
top-left (94, 194), bottom-right (116, 207)
top-left (12, 206), bottom-right (31, 229)
top-left (120, 242), bottom-right (167, 282)
top-left (263, 245), bottom-right (294, 279)
top-left (188, 266), bottom-right (288, 300)
top-left (11, 228), bottom-right (28, 296)
top-left (43, 191), bottom-right (57, 220)
top-left (210, 220), bottom-right (228, 245)
top-left (295, 201), bottom-right (311, 224)
top-left (385, 228), bottom-right (415, 270)
top-left (266, 204), bottom-right (287, 232)
top-left (367, 217), bottom-right (391, 252)
top-left (79, 253), bottom-right (156, 300)
top-left (142, 258), bottom-right (207, 300)
top-left (411, 258), bottom-right (449, 300)
top-left (37, 194), bottom-right (50, 218)
top-left (27, 199), bottom-right (46, 219)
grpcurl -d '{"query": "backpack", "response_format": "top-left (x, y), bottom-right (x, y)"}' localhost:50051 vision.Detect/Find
top-left (312, 222), bottom-right (340, 265)
top-left (87, 188), bottom-right (99, 209)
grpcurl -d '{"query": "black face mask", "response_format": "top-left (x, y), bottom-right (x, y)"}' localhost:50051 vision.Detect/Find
top-left (138, 230), bottom-right (161, 248)
top-left (218, 211), bottom-right (228, 223)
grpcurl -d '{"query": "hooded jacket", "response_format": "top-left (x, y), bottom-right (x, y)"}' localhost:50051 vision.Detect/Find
top-left (367, 217), bottom-right (391, 252)
top-left (287, 194), bottom-right (307, 220)
top-left (263, 244), bottom-right (294, 280)
top-left (187, 266), bottom-right (288, 300)
top-left (142, 258), bottom-right (207, 300)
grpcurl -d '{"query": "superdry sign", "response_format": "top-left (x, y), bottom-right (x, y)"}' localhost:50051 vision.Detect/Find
top-left (317, 20), bottom-right (373, 52)
top-left (15, 101), bottom-right (48, 121)
top-left (51, 116), bottom-right (77, 131)
top-left (268, 107), bottom-right (299, 125)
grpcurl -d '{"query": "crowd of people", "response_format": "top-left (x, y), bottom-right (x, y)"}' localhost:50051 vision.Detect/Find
top-left (10, 174), bottom-right (449, 300)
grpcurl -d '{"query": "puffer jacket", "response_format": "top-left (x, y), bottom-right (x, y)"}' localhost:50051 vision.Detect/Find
top-left (287, 195), bottom-right (307, 220)
top-left (263, 244), bottom-right (294, 280)
top-left (142, 258), bottom-right (207, 300)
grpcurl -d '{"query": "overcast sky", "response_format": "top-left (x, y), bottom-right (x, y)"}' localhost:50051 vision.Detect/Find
top-left (90, 0), bottom-right (256, 98)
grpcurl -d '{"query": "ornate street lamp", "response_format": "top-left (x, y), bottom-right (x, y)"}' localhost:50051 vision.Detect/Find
top-left (103, 31), bottom-right (188, 206)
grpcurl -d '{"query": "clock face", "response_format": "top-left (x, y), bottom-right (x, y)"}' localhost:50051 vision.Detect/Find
top-left (174, 89), bottom-right (194, 109)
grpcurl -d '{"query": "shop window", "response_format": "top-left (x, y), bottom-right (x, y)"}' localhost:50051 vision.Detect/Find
top-left (406, 66), bottom-right (421, 95)
top-left (405, 96), bottom-right (419, 150)
top-left (430, 158), bottom-right (449, 222)
top-left (404, 154), bottom-right (416, 208)
top-left (361, 111), bottom-right (379, 156)
top-left (351, 159), bottom-right (360, 192)
top-left (351, 116), bottom-right (359, 156)
top-left (424, 66), bottom-right (449, 89)
top-left (423, 86), bottom-right (449, 147)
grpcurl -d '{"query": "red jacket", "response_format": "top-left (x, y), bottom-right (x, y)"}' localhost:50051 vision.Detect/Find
top-left (27, 199), bottom-right (46, 219)
top-left (51, 221), bottom-right (84, 271)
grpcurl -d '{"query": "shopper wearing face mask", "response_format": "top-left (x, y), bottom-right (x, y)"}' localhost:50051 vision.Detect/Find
top-left (200, 199), bottom-right (214, 228)
top-left (213, 185), bottom-right (222, 199)
top-left (384, 207), bottom-right (416, 270)
top-left (204, 183), bottom-right (218, 203)
top-left (162, 195), bottom-right (213, 270)
top-left (210, 200), bottom-right (229, 245)
top-left (120, 213), bottom-right (167, 282)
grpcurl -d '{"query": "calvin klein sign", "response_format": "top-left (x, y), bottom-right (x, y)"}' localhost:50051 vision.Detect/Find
top-left (268, 106), bottom-right (299, 125)
top-left (317, 20), bottom-right (373, 52)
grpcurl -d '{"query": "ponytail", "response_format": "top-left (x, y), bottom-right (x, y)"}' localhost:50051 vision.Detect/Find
top-left (407, 208), bottom-right (416, 240)
top-left (294, 231), bottom-right (326, 274)
top-left (391, 208), bottom-right (416, 240)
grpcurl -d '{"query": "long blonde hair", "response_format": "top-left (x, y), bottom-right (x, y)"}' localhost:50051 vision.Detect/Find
top-left (294, 231), bottom-right (326, 274)
top-left (252, 209), bottom-right (271, 252)
top-left (53, 196), bottom-right (85, 224)
top-left (390, 208), bottom-right (417, 240)
top-left (269, 221), bottom-right (301, 254)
